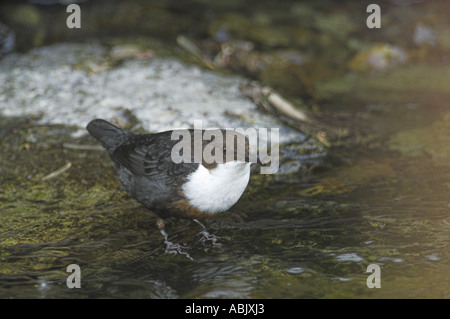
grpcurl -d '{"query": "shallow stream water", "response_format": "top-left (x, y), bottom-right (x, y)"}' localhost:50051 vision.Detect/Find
top-left (1, 86), bottom-right (449, 298)
top-left (1, 0), bottom-right (449, 298)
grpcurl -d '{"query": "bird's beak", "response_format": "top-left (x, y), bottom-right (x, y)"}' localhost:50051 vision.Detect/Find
top-left (256, 155), bottom-right (271, 166)
top-left (244, 154), bottom-right (266, 165)
top-left (256, 155), bottom-right (263, 165)
top-left (244, 154), bottom-right (260, 164)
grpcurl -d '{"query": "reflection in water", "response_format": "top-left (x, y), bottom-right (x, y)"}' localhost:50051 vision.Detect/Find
top-left (1, 0), bottom-right (450, 299)
top-left (1, 121), bottom-right (449, 298)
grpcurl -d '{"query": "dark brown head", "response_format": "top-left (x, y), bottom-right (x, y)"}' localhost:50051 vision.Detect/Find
top-left (197, 129), bottom-right (254, 170)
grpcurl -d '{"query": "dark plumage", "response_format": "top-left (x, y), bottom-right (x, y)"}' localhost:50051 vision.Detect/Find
top-left (86, 119), bottom-right (254, 219)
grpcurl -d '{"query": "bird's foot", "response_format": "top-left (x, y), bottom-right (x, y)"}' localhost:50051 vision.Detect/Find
top-left (157, 218), bottom-right (193, 260)
top-left (193, 219), bottom-right (230, 249)
top-left (163, 238), bottom-right (193, 260)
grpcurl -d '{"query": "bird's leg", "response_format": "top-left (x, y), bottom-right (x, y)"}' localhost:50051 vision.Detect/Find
top-left (156, 218), bottom-right (193, 260)
top-left (193, 219), bottom-right (229, 248)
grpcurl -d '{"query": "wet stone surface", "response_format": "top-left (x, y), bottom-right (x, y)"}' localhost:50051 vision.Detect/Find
top-left (1, 0), bottom-right (450, 299)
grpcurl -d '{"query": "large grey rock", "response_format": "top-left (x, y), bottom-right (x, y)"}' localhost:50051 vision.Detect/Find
top-left (0, 42), bottom-right (303, 146)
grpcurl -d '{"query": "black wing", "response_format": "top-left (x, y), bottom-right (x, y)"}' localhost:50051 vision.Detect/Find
top-left (111, 131), bottom-right (198, 187)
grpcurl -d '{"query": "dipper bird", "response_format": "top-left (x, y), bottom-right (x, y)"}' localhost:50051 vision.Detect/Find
top-left (86, 119), bottom-right (257, 220)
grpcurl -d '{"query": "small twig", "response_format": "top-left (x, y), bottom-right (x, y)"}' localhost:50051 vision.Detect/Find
top-left (42, 162), bottom-right (72, 181)
top-left (261, 86), bottom-right (310, 122)
top-left (240, 81), bottom-right (334, 145)
top-left (62, 143), bottom-right (104, 151)
top-left (176, 35), bottom-right (215, 69)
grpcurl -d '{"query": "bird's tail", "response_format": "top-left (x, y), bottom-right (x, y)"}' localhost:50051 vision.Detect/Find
top-left (86, 119), bottom-right (129, 154)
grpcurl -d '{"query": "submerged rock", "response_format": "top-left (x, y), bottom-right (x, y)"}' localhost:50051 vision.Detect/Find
top-left (348, 44), bottom-right (407, 72)
top-left (0, 23), bottom-right (15, 57)
top-left (0, 42), bottom-right (304, 146)
top-left (413, 22), bottom-right (437, 47)
top-left (388, 111), bottom-right (450, 166)
top-left (0, 3), bottom-right (45, 51)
